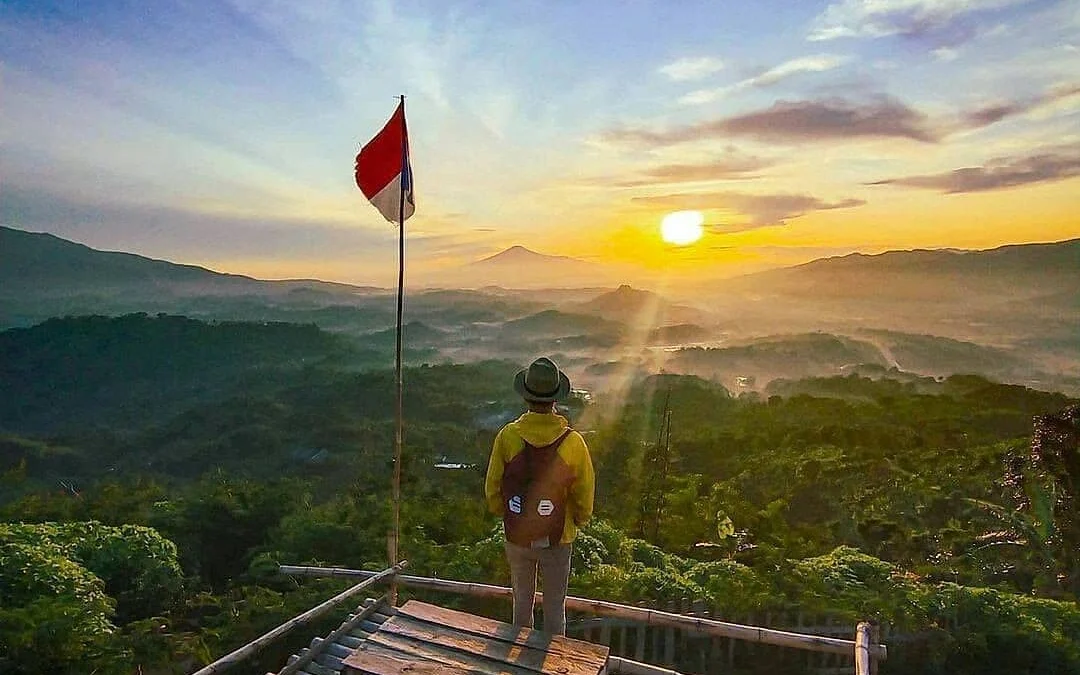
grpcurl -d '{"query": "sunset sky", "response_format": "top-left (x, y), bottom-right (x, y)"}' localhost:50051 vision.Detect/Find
top-left (2, 0), bottom-right (1079, 287)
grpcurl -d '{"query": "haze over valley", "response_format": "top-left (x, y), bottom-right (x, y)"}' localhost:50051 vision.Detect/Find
top-left (4, 225), bottom-right (1077, 397)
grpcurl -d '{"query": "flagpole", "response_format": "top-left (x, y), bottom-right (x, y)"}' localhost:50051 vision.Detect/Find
top-left (391, 94), bottom-right (406, 605)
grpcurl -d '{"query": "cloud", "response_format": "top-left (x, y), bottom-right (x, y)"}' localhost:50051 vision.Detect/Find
top-left (681, 54), bottom-right (849, 105)
top-left (605, 150), bottom-right (775, 187)
top-left (718, 97), bottom-right (940, 143)
top-left (658, 56), bottom-right (725, 81)
top-left (867, 143), bottom-right (1080, 193)
top-left (961, 83), bottom-right (1080, 129)
top-left (605, 96), bottom-right (939, 147)
top-left (753, 54), bottom-right (851, 86)
top-left (933, 47), bottom-right (960, 61)
top-left (808, 0), bottom-right (1030, 44)
top-left (607, 82), bottom-right (1077, 148)
top-left (638, 156), bottom-right (774, 183)
top-left (633, 191), bottom-right (866, 228)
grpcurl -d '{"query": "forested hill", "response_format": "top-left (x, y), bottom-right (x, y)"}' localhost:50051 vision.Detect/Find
top-left (0, 314), bottom-right (365, 433)
top-left (0, 225), bottom-right (374, 296)
top-left (728, 238), bottom-right (1080, 299)
top-left (0, 226), bottom-right (385, 329)
top-left (0, 314), bottom-right (524, 480)
top-left (0, 226), bottom-right (256, 291)
top-left (2, 314), bottom-right (1079, 675)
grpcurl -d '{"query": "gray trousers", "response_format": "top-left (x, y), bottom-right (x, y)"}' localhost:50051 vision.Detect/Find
top-left (504, 541), bottom-right (572, 635)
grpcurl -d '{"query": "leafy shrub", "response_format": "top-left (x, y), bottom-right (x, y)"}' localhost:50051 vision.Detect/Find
top-left (1, 521), bottom-right (182, 621)
top-left (788, 546), bottom-right (924, 623)
top-left (685, 559), bottom-right (776, 613)
top-left (0, 538), bottom-right (119, 673)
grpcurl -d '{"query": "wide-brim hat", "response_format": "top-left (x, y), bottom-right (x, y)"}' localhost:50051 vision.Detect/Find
top-left (513, 357), bottom-right (571, 403)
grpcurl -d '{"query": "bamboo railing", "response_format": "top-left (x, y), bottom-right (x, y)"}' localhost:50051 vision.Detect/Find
top-left (279, 565), bottom-right (887, 667)
top-left (277, 594), bottom-right (389, 675)
top-left (189, 562), bottom-right (406, 675)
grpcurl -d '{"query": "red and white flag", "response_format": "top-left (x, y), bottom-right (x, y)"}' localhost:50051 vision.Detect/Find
top-left (355, 100), bottom-right (415, 223)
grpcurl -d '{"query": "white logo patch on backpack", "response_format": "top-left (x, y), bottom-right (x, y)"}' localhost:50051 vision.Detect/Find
top-left (537, 499), bottom-right (555, 517)
top-left (508, 495), bottom-right (523, 514)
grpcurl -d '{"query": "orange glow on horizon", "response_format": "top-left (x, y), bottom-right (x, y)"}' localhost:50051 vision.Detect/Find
top-left (550, 177), bottom-right (1080, 278)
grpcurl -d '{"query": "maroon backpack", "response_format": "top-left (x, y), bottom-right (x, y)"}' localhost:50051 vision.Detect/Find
top-left (501, 429), bottom-right (576, 548)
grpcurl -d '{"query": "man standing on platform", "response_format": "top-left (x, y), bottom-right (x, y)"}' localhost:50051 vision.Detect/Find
top-left (485, 357), bottom-right (595, 635)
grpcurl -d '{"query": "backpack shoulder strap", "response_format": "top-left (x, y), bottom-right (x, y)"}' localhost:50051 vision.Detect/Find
top-left (523, 427), bottom-right (574, 452)
top-left (521, 429), bottom-right (574, 476)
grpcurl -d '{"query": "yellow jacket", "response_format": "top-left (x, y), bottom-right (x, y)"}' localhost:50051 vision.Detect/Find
top-left (484, 411), bottom-right (595, 544)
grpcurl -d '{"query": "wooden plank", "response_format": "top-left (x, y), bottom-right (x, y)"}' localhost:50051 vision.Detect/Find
top-left (383, 614), bottom-right (594, 665)
top-left (343, 643), bottom-right (474, 675)
top-left (376, 615), bottom-right (606, 675)
top-left (359, 619), bottom-right (385, 633)
top-left (297, 657), bottom-right (337, 675)
top-left (314, 653), bottom-right (345, 671)
top-left (286, 649), bottom-right (339, 675)
top-left (396, 602), bottom-right (608, 664)
top-left (357, 634), bottom-right (549, 675)
top-left (340, 635), bottom-right (365, 649)
top-left (312, 638), bottom-right (352, 659)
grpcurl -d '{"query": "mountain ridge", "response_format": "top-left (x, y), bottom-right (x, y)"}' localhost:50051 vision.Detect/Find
top-left (0, 225), bottom-right (382, 295)
top-left (447, 243), bottom-right (606, 288)
top-left (775, 238), bottom-right (1080, 276)
top-left (575, 284), bottom-right (704, 325)
top-left (720, 237), bottom-right (1080, 301)
top-left (473, 245), bottom-right (584, 265)
top-left (9, 224), bottom-right (1077, 296)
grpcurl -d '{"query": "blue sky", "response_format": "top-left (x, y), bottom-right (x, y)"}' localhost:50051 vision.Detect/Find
top-left (2, 0), bottom-right (1078, 286)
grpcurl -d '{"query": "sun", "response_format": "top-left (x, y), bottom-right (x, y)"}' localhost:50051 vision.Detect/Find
top-left (660, 210), bottom-right (705, 245)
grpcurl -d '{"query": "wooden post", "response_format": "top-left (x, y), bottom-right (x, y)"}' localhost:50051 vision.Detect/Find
top-left (192, 562), bottom-right (405, 675)
top-left (855, 621), bottom-right (872, 675)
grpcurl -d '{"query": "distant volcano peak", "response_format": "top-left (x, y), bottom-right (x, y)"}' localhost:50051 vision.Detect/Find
top-left (474, 246), bottom-right (579, 265)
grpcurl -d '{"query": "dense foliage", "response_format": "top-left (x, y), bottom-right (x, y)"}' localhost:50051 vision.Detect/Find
top-left (0, 521), bottom-right (181, 672)
top-left (1, 315), bottom-right (1078, 674)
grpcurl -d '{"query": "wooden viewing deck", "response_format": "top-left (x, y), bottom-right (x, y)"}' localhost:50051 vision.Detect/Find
top-left (189, 563), bottom-right (886, 675)
top-left (342, 601), bottom-right (609, 675)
